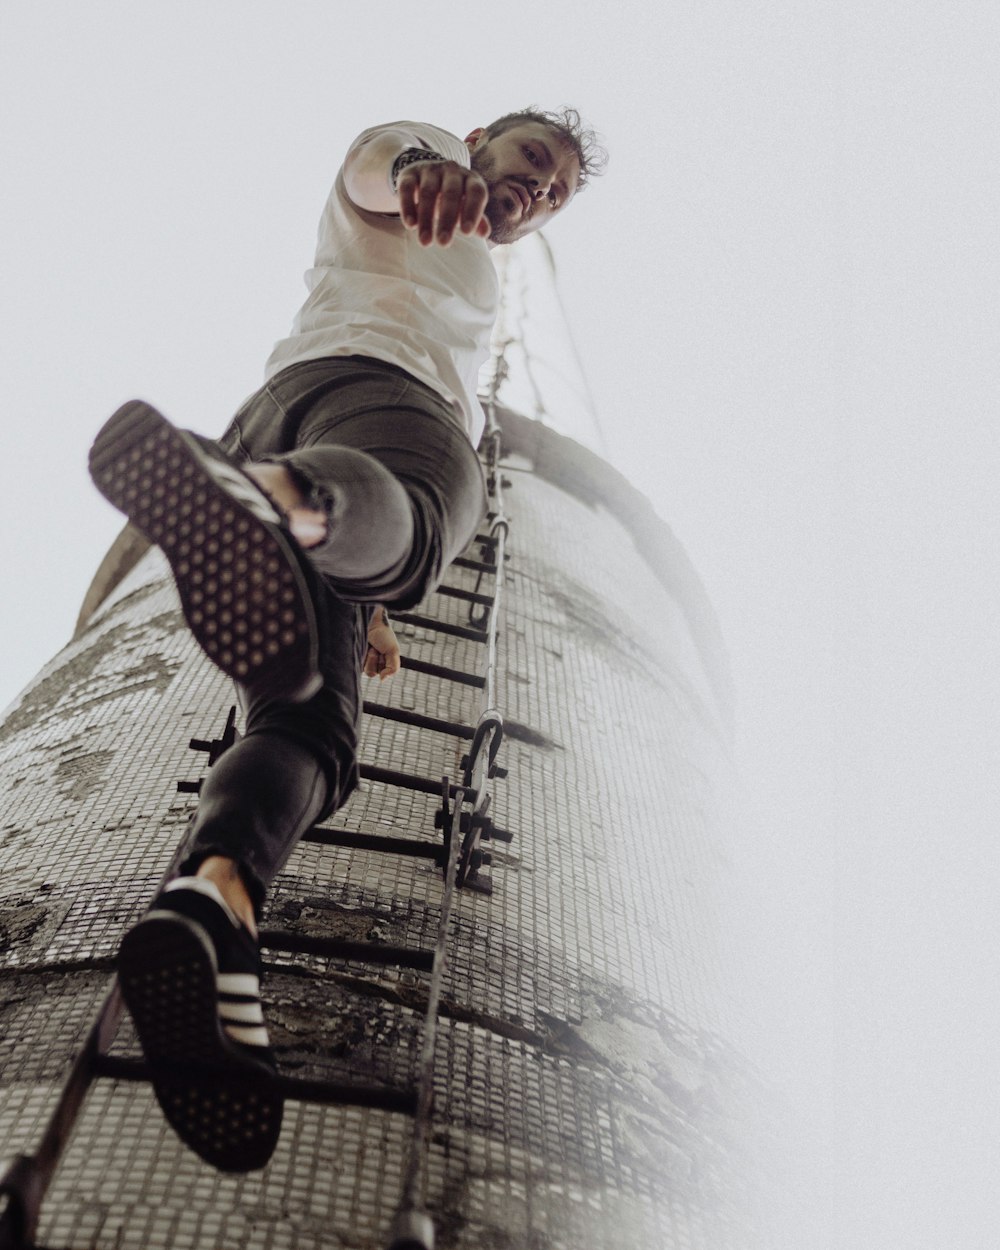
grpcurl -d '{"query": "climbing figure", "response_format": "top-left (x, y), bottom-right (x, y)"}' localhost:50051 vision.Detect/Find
top-left (89, 111), bottom-right (604, 1172)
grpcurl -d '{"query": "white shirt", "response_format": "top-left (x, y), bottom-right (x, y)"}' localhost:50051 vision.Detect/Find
top-left (265, 121), bottom-right (499, 446)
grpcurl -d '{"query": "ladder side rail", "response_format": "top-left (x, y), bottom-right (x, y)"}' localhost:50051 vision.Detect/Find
top-left (0, 836), bottom-right (193, 1249)
top-left (455, 418), bottom-right (511, 886)
top-left (388, 781), bottom-right (466, 1250)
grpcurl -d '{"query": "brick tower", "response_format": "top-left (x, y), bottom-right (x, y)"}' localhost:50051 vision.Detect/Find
top-left (0, 238), bottom-right (749, 1249)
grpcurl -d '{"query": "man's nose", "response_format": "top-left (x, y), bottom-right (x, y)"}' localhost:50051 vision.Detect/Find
top-left (527, 177), bottom-right (550, 200)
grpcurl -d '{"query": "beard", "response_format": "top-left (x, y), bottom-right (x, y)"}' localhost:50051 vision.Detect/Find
top-left (470, 148), bottom-right (528, 246)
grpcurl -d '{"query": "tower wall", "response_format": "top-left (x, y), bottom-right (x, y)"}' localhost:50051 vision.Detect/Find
top-left (0, 415), bottom-right (747, 1249)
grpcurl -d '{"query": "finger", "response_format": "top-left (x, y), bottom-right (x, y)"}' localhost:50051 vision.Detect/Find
top-left (363, 646), bottom-right (378, 677)
top-left (398, 171), bottom-right (420, 228)
top-left (415, 165), bottom-right (443, 245)
top-left (435, 167), bottom-right (470, 244)
top-left (459, 176), bottom-right (489, 235)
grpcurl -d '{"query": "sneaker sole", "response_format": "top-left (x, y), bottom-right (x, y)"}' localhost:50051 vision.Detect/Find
top-left (89, 400), bottom-right (322, 703)
top-left (119, 913), bottom-right (282, 1172)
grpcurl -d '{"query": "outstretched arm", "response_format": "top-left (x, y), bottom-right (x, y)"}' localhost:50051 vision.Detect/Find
top-left (364, 605), bottom-right (401, 681)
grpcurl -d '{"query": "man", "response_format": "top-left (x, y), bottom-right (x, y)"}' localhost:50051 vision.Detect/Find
top-left (89, 109), bottom-right (604, 1171)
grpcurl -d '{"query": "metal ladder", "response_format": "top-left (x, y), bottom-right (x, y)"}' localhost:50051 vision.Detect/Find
top-left (0, 419), bottom-right (513, 1250)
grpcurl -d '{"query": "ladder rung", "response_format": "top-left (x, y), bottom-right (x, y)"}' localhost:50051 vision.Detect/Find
top-left (92, 1057), bottom-right (417, 1115)
top-left (259, 931), bottom-right (435, 970)
top-left (301, 827), bottom-right (441, 859)
top-left (279, 1075), bottom-right (417, 1115)
top-left (473, 532), bottom-right (498, 546)
top-left (362, 701), bottom-right (474, 739)
top-left (394, 612), bottom-right (488, 643)
top-left (434, 584), bottom-right (495, 608)
top-left (451, 555), bottom-right (497, 575)
top-left (360, 765), bottom-right (460, 798)
top-left (399, 656), bottom-right (485, 688)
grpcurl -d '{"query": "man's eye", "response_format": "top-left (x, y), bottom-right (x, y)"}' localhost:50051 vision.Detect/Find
top-left (548, 190), bottom-right (558, 206)
top-left (524, 147), bottom-right (538, 164)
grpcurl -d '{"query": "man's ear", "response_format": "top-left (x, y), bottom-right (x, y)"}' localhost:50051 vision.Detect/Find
top-left (464, 127), bottom-right (486, 150)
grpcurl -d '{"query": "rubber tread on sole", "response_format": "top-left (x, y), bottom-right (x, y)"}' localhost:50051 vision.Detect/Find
top-left (89, 400), bottom-right (322, 703)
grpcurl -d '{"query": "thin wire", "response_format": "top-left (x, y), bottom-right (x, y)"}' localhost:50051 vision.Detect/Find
top-left (534, 234), bottom-right (609, 456)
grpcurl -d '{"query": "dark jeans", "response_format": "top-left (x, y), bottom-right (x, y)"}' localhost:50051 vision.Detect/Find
top-left (177, 357), bottom-right (487, 913)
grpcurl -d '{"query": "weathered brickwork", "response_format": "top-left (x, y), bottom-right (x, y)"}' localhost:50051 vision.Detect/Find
top-left (0, 429), bottom-right (752, 1249)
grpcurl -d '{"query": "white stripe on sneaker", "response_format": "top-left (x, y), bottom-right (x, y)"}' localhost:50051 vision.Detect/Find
top-left (217, 972), bottom-right (261, 996)
top-left (223, 1023), bottom-right (271, 1048)
top-left (219, 1000), bottom-right (265, 1025)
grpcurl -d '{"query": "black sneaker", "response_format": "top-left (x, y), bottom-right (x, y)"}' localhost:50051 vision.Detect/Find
top-left (89, 400), bottom-right (322, 702)
top-left (117, 877), bottom-right (283, 1172)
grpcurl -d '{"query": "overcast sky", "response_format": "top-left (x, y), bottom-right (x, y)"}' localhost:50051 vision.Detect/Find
top-left (2, 4), bottom-right (997, 1247)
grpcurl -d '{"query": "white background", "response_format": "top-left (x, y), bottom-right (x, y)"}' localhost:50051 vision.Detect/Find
top-left (1, 4), bottom-right (997, 1247)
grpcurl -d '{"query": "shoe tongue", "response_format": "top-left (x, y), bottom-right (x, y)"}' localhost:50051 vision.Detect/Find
top-left (164, 876), bottom-right (241, 928)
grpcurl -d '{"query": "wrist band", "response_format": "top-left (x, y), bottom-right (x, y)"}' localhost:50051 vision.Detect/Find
top-left (391, 147), bottom-right (446, 191)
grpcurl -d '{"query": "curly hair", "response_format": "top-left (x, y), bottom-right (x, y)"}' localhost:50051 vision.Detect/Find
top-left (482, 107), bottom-right (608, 191)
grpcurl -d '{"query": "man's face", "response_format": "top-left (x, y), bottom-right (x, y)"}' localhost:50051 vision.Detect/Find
top-left (468, 121), bottom-right (582, 246)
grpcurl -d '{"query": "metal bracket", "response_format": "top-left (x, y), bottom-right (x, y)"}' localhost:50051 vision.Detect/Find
top-left (177, 705), bottom-right (240, 794)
